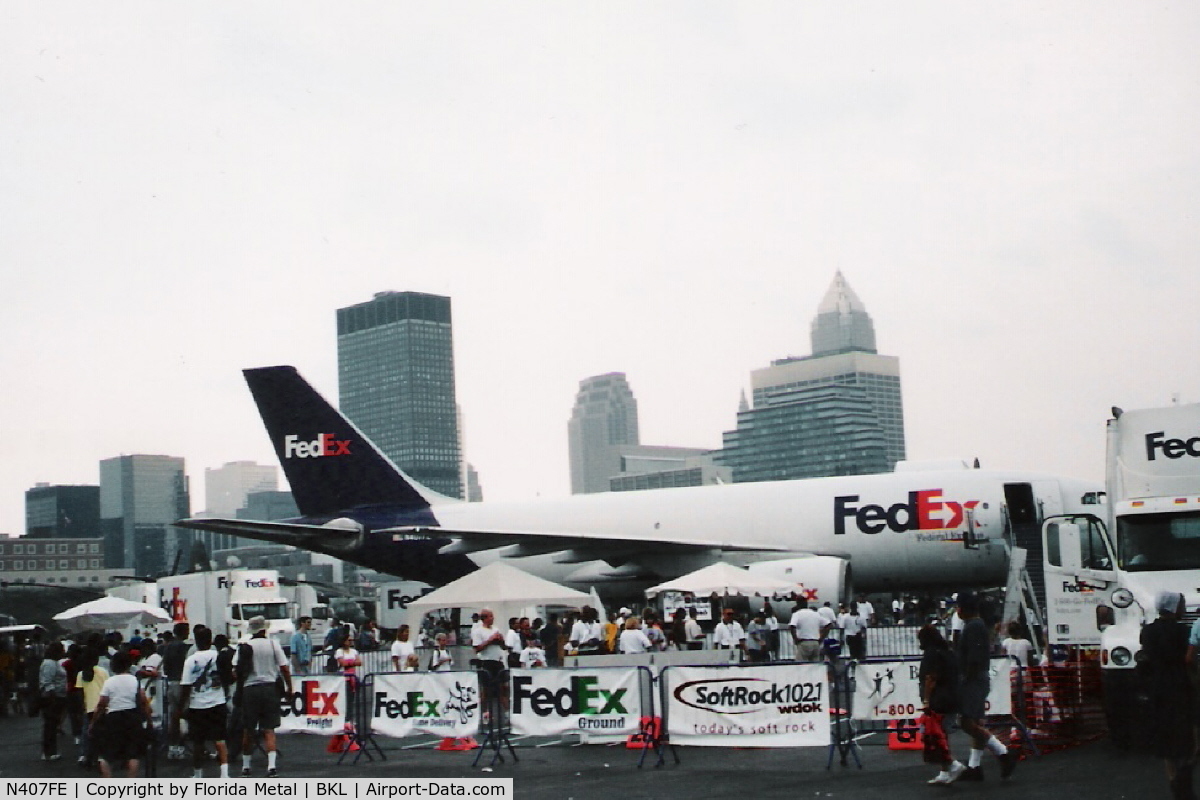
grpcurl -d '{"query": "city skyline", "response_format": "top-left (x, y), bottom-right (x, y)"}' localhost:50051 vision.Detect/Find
top-left (3, 5), bottom-right (1200, 538)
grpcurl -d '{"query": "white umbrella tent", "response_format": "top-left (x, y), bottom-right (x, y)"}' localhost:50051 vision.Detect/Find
top-left (404, 561), bottom-right (592, 628)
top-left (52, 595), bottom-right (171, 633)
top-left (645, 562), bottom-right (798, 599)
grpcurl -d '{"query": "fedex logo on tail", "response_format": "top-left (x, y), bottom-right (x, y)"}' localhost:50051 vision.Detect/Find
top-left (834, 490), bottom-right (981, 535)
top-left (283, 433), bottom-right (352, 459)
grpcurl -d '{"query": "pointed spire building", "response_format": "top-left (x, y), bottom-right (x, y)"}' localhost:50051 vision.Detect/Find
top-left (719, 273), bottom-right (905, 481)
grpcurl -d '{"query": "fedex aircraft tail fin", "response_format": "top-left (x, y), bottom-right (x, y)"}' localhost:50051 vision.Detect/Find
top-left (243, 366), bottom-right (449, 518)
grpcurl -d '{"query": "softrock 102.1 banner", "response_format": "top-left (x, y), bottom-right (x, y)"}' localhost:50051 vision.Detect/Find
top-left (371, 672), bottom-right (481, 739)
top-left (665, 664), bottom-right (829, 747)
top-left (508, 667), bottom-right (643, 737)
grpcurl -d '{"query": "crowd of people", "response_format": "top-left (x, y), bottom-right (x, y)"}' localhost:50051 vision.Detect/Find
top-left (3, 615), bottom-right (292, 779)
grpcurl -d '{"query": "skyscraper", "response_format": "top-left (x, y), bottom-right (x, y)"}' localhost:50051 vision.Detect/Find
top-left (718, 272), bottom-right (906, 482)
top-left (99, 454), bottom-right (191, 575)
top-left (337, 291), bottom-right (463, 499)
top-left (568, 373), bottom-right (640, 494)
top-left (25, 484), bottom-right (100, 539)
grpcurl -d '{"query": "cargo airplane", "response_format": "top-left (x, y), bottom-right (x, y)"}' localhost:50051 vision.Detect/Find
top-left (176, 366), bottom-right (1102, 597)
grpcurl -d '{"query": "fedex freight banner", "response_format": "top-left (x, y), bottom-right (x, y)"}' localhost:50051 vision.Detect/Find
top-left (665, 664), bottom-right (829, 747)
top-left (371, 672), bottom-right (481, 739)
top-left (852, 657), bottom-right (1013, 721)
top-left (278, 675), bottom-right (347, 734)
top-left (509, 668), bottom-right (643, 737)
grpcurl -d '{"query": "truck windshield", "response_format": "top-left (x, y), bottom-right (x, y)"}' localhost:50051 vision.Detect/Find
top-left (237, 602), bottom-right (290, 620)
top-left (1117, 511), bottom-right (1200, 571)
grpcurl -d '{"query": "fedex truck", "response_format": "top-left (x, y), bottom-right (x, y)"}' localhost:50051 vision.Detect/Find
top-left (1040, 402), bottom-right (1200, 744)
top-left (157, 569), bottom-right (294, 650)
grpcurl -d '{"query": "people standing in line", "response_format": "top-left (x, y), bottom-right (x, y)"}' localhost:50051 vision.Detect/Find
top-left (176, 627), bottom-right (229, 779)
top-left (917, 624), bottom-right (966, 785)
top-left (505, 618), bottom-right (525, 668)
top-left (233, 616), bottom-right (292, 778)
top-left (856, 594), bottom-right (876, 627)
top-left (618, 617), bottom-right (653, 655)
top-left (1000, 621), bottom-right (1034, 668)
top-left (1148, 591), bottom-right (1195, 799)
top-left (75, 647), bottom-right (109, 768)
top-left (684, 608), bottom-right (705, 650)
top-left (428, 633), bottom-right (453, 672)
top-left (539, 613), bottom-right (563, 667)
top-left (712, 609), bottom-right (746, 654)
top-left (568, 607), bottom-right (604, 656)
top-left (38, 641), bottom-right (68, 761)
top-left (390, 625), bottom-right (418, 672)
top-left (817, 603), bottom-right (839, 643)
top-left (789, 600), bottom-right (825, 663)
top-left (90, 650), bottom-right (152, 779)
top-left (842, 605), bottom-right (868, 661)
top-left (471, 609), bottom-right (509, 721)
top-left (745, 612), bottom-right (771, 663)
top-left (762, 604), bottom-right (781, 659)
top-left (61, 644), bottom-right (85, 749)
top-left (954, 592), bottom-right (1018, 782)
top-left (290, 617), bottom-right (313, 676)
top-left (160, 622), bottom-right (192, 761)
top-left (643, 613), bottom-right (668, 652)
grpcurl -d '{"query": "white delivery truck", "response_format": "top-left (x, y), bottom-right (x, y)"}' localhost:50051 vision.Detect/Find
top-left (157, 569), bottom-right (295, 651)
top-left (1040, 402), bottom-right (1200, 745)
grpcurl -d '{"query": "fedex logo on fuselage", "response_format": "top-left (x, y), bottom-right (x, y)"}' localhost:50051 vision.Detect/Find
top-left (283, 433), bottom-right (351, 459)
top-left (834, 490), bottom-right (981, 535)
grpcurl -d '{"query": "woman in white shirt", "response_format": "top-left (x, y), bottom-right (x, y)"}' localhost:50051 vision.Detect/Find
top-left (618, 618), bottom-right (653, 655)
top-left (90, 651), bottom-right (152, 779)
top-left (427, 633), bottom-right (453, 672)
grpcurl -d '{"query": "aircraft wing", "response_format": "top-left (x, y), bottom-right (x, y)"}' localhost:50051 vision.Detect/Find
top-left (379, 525), bottom-right (792, 563)
top-left (175, 517), bottom-right (365, 554)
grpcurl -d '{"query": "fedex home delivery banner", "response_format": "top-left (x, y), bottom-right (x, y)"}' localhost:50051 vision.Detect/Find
top-left (852, 657), bottom-right (1013, 721)
top-left (371, 672), bottom-right (481, 739)
top-left (509, 668), bottom-right (643, 737)
top-left (278, 675), bottom-right (347, 734)
top-left (666, 664), bottom-right (829, 747)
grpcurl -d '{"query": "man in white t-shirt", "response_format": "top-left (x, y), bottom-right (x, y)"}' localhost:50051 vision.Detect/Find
top-left (683, 608), bottom-right (705, 651)
top-left (789, 601), bottom-right (825, 662)
top-left (842, 606), bottom-right (868, 661)
top-left (712, 609), bottom-right (746, 653)
top-left (176, 627), bottom-right (229, 779)
top-left (855, 595), bottom-right (876, 627)
top-left (233, 616), bottom-right (292, 778)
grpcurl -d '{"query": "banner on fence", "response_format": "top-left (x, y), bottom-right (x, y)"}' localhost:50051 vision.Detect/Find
top-left (852, 657), bottom-right (1012, 721)
top-left (509, 667), bottom-right (643, 737)
top-left (665, 663), bottom-right (829, 747)
top-left (370, 672), bottom-right (481, 739)
top-left (278, 675), bottom-right (347, 734)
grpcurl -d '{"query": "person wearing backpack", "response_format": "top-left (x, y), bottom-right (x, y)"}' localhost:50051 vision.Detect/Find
top-left (232, 617), bottom-right (291, 778)
top-left (175, 627), bottom-right (229, 779)
top-left (160, 622), bottom-right (193, 761)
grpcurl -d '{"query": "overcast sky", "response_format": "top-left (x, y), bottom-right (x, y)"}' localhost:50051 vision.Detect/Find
top-left (3, 3), bottom-right (1199, 536)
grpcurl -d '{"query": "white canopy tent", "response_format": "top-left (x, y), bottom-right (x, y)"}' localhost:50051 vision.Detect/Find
top-left (52, 595), bottom-right (171, 633)
top-left (644, 562), bottom-right (799, 599)
top-left (403, 561), bottom-right (592, 628)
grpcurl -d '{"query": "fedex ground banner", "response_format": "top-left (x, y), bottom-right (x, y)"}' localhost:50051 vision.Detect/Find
top-left (852, 657), bottom-right (1012, 721)
top-left (371, 672), bottom-right (481, 739)
top-left (665, 664), bottom-right (829, 747)
top-left (509, 667), bottom-right (643, 737)
top-left (278, 675), bottom-right (347, 734)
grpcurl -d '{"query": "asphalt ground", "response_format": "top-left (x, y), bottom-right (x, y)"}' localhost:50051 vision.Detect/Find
top-left (0, 711), bottom-right (1168, 799)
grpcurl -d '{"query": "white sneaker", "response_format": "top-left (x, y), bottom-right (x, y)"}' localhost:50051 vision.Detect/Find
top-left (946, 762), bottom-right (966, 783)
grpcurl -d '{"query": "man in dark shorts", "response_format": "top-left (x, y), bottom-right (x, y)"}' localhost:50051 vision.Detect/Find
top-left (235, 616), bottom-right (292, 778)
top-left (955, 591), bottom-right (1017, 782)
top-left (176, 627), bottom-right (229, 779)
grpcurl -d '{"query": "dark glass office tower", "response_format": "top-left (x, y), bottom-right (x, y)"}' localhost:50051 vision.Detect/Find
top-left (337, 291), bottom-right (463, 499)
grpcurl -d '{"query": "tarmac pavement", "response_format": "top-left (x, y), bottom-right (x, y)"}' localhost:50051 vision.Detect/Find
top-left (0, 710), bottom-right (1168, 799)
